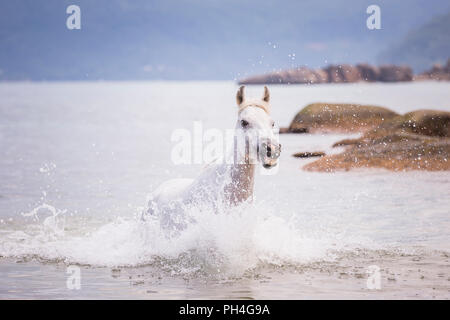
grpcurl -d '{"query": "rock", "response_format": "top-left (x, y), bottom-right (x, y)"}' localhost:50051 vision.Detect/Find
top-left (238, 63), bottom-right (417, 85)
top-left (304, 136), bottom-right (450, 172)
top-left (415, 59), bottom-right (450, 81)
top-left (288, 103), bottom-right (399, 133)
top-left (325, 64), bottom-right (362, 83)
top-left (314, 69), bottom-right (329, 83)
top-left (278, 127), bottom-right (290, 134)
top-left (356, 64), bottom-right (380, 81)
top-left (378, 65), bottom-right (413, 82)
top-left (283, 67), bottom-right (328, 84)
top-left (293, 151), bottom-right (326, 158)
top-left (304, 109), bottom-right (450, 172)
top-left (362, 109), bottom-right (450, 139)
top-left (279, 126), bottom-right (309, 134)
top-left (289, 127), bottom-right (309, 133)
top-left (239, 67), bottom-right (329, 85)
top-left (332, 138), bottom-right (360, 147)
top-left (324, 65), bottom-right (344, 83)
top-left (387, 110), bottom-right (450, 137)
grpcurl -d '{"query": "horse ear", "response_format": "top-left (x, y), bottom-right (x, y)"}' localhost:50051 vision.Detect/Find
top-left (236, 86), bottom-right (245, 106)
top-left (262, 86), bottom-right (270, 103)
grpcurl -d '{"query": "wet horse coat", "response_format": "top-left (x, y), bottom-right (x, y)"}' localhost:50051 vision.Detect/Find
top-left (145, 86), bottom-right (281, 230)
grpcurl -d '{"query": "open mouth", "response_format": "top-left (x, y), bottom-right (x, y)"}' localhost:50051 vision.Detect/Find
top-left (263, 162), bottom-right (277, 169)
top-left (258, 143), bottom-right (281, 168)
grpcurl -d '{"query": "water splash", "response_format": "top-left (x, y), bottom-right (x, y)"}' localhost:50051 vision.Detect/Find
top-left (21, 204), bottom-right (66, 238)
top-left (0, 197), bottom-right (369, 278)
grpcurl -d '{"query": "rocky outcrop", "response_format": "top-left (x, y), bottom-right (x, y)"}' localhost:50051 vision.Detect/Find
top-left (303, 109), bottom-right (450, 172)
top-left (239, 67), bottom-right (329, 84)
top-left (378, 65), bottom-right (413, 82)
top-left (356, 64), bottom-right (380, 82)
top-left (287, 103), bottom-right (399, 133)
top-left (238, 63), bottom-right (414, 85)
top-left (415, 59), bottom-right (450, 81)
top-left (324, 64), bottom-right (362, 83)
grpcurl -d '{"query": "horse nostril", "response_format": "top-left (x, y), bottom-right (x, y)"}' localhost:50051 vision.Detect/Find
top-left (266, 145), bottom-right (272, 157)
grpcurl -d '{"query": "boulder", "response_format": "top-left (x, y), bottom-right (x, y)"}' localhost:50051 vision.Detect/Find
top-left (384, 110), bottom-right (450, 137)
top-left (288, 103), bottom-right (399, 133)
top-left (304, 109), bottom-right (450, 172)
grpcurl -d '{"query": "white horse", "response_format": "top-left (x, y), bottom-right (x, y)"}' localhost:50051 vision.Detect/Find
top-left (144, 86), bottom-right (281, 231)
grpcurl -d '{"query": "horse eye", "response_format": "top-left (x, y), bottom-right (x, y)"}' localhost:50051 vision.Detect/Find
top-left (241, 120), bottom-right (249, 128)
top-left (272, 122), bottom-right (275, 128)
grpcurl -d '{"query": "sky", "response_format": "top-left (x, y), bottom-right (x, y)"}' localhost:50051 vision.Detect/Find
top-left (0, 0), bottom-right (448, 80)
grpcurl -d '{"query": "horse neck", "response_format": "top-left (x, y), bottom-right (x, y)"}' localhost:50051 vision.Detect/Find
top-left (225, 163), bottom-right (255, 205)
top-left (223, 138), bottom-right (256, 205)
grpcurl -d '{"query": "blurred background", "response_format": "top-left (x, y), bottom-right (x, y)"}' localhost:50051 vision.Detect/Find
top-left (0, 0), bottom-right (449, 81)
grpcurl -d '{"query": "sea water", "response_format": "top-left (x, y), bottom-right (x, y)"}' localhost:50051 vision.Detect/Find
top-left (0, 81), bottom-right (449, 299)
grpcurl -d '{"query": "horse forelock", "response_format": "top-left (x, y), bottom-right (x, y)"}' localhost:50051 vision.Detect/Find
top-left (238, 99), bottom-right (270, 115)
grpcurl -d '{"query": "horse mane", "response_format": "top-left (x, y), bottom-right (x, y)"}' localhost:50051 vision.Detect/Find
top-left (238, 99), bottom-right (270, 115)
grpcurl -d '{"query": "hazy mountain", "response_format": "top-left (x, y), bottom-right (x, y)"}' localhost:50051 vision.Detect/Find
top-left (0, 0), bottom-right (448, 80)
top-left (377, 11), bottom-right (450, 72)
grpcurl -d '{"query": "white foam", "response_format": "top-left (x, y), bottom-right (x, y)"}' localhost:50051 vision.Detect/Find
top-left (0, 200), bottom-right (366, 276)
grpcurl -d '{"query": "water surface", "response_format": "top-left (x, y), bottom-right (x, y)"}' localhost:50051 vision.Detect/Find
top-left (0, 81), bottom-right (449, 299)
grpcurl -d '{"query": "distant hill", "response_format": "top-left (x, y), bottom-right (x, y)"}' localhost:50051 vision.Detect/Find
top-left (0, 0), bottom-right (448, 80)
top-left (377, 11), bottom-right (450, 72)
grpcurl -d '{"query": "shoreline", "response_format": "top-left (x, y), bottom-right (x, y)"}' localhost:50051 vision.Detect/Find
top-left (1, 246), bottom-right (448, 299)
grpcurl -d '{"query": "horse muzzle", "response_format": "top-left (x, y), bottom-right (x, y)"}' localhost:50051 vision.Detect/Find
top-left (258, 141), bottom-right (281, 169)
